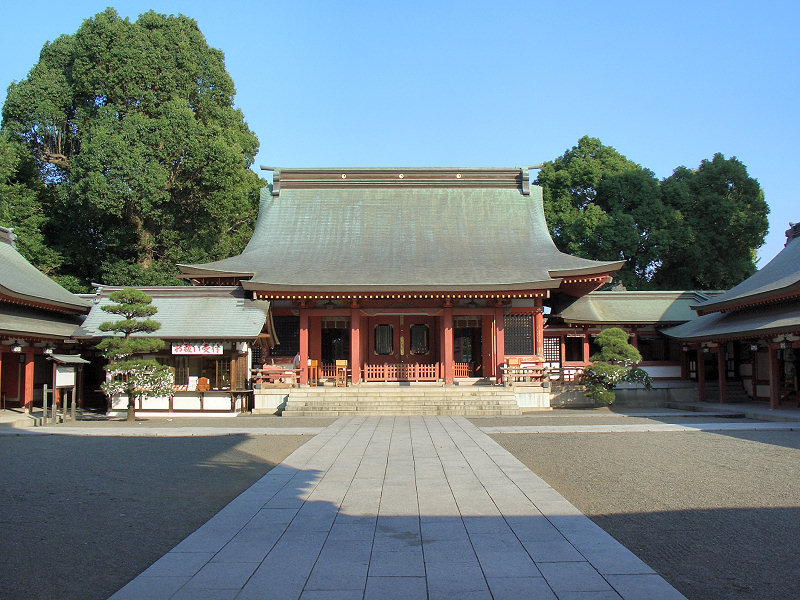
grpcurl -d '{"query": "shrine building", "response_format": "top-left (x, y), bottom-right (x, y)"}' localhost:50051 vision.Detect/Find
top-left (177, 167), bottom-right (623, 392)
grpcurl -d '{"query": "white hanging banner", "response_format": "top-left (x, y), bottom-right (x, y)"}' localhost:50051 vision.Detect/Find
top-left (172, 343), bottom-right (224, 355)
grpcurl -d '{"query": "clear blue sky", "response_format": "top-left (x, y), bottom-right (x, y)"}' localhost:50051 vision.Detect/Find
top-left (1, 1), bottom-right (797, 266)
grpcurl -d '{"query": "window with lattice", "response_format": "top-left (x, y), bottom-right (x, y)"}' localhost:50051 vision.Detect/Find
top-left (504, 314), bottom-right (533, 355)
top-left (271, 316), bottom-right (299, 357)
top-left (543, 337), bottom-right (561, 362)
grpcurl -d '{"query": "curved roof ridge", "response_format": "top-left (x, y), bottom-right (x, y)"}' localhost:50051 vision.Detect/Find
top-left (693, 235), bottom-right (800, 314)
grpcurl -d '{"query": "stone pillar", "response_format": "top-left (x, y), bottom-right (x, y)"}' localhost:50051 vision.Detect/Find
top-left (350, 308), bottom-right (361, 384)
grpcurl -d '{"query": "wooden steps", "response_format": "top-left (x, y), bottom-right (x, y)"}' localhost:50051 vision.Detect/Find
top-left (282, 385), bottom-right (521, 417)
top-left (703, 381), bottom-right (751, 403)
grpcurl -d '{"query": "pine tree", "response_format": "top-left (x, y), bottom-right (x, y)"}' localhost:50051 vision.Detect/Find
top-left (97, 288), bottom-right (172, 421)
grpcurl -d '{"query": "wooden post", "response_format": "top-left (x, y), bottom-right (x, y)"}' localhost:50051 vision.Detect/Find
top-left (768, 345), bottom-right (780, 409)
top-left (310, 316), bottom-right (322, 365)
top-left (717, 347), bottom-right (727, 403)
top-left (697, 347), bottom-right (706, 402)
top-left (680, 346), bottom-right (688, 379)
top-left (443, 305), bottom-right (454, 384)
top-left (534, 298), bottom-right (544, 360)
top-left (481, 317), bottom-right (493, 380)
top-left (23, 350), bottom-right (34, 412)
top-left (350, 308), bottom-right (361, 384)
top-left (299, 309), bottom-right (309, 385)
top-left (495, 306), bottom-right (505, 384)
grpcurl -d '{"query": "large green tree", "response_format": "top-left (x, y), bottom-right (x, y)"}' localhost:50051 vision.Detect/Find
top-left (537, 137), bottom-right (768, 290)
top-left (0, 132), bottom-right (62, 276)
top-left (2, 8), bottom-right (263, 288)
top-left (652, 153), bottom-right (769, 289)
top-left (537, 136), bottom-right (674, 288)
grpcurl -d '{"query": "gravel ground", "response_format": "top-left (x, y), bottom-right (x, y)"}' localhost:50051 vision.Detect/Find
top-left (491, 428), bottom-right (800, 600)
top-left (68, 411), bottom-right (338, 429)
top-left (0, 432), bottom-right (312, 600)
top-left (3, 411), bottom-right (798, 600)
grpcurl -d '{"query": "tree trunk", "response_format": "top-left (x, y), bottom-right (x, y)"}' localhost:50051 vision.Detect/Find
top-left (126, 388), bottom-right (136, 422)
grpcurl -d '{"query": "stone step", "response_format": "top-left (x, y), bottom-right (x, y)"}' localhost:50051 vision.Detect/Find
top-left (283, 386), bottom-right (521, 416)
top-left (282, 408), bottom-right (522, 417)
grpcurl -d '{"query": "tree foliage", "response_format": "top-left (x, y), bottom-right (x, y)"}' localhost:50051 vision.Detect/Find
top-left (2, 8), bottom-right (264, 288)
top-left (582, 327), bottom-right (652, 405)
top-left (589, 327), bottom-right (642, 366)
top-left (537, 136), bottom-right (769, 290)
top-left (98, 288), bottom-right (172, 421)
top-left (0, 132), bottom-right (63, 277)
top-left (652, 154), bottom-right (769, 289)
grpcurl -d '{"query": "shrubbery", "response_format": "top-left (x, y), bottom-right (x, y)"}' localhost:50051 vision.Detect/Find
top-left (582, 328), bottom-right (652, 405)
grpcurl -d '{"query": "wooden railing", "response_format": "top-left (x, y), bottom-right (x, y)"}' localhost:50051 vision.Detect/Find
top-left (319, 364), bottom-right (338, 379)
top-left (251, 366), bottom-right (299, 386)
top-left (453, 362), bottom-right (471, 378)
top-left (364, 362), bottom-right (440, 382)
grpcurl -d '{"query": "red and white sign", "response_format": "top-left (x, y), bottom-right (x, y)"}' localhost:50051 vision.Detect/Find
top-left (172, 343), bottom-right (224, 355)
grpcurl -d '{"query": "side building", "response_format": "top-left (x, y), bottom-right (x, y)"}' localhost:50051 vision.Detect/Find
top-left (73, 286), bottom-right (275, 416)
top-left (665, 222), bottom-right (800, 408)
top-left (0, 227), bottom-right (89, 410)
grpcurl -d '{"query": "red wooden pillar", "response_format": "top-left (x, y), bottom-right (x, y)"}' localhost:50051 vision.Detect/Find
top-left (350, 308), bottom-right (361, 384)
top-left (495, 306), bottom-right (505, 384)
top-left (583, 333), bottom-right (590, 363)
top-left (534, 298), bottom-right (544, 360)
top-left (697, 347), bottom-right (706, 402)
top-left (299, 309), bottom-right (309, 385)
top-left (443, 305), bottom-right (454, 384)
top-left (717, 347), bottom-right (727, 403)
top-left (23, 350), bottom-right (34, 411)
top-left (482, 317), bottom-right (494, 379)
top-left (768, 345), bottom-right (780, 409)
top-left (310, 316), bottom-right (322, 364)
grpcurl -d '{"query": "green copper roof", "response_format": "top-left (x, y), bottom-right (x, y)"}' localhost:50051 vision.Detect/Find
top-left (73, 286), bottom-right (268, 340)
top-left (0, 304), bottom-right (84, 339)
top-left (663, 302), bottom-right (800, 341)
top-left (179, 169), bottom-right (622, 292)
top-left (0, 227), bottom-right (89, 312)
top-left (553, 290), bottom-right (714, 325)
top-left (692, 233), bottom-right (800, 314)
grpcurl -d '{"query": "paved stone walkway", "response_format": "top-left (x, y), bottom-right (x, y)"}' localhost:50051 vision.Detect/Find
top-left (109, 416), bottom-right (685, 599)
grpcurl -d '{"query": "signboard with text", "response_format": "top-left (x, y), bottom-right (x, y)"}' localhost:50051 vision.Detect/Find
top-left (171, 343), bottom-right (224, 355)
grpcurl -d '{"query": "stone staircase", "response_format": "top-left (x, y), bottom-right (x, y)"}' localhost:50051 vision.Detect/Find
top-left (703, 381), bottom-right (751, 403)
top-left (281, 384), bottom-right (521, 416)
